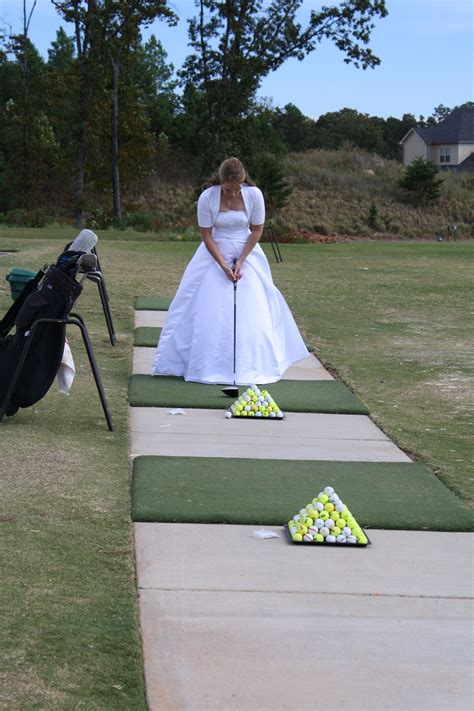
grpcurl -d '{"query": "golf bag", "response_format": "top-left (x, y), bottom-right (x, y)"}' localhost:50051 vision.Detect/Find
top-left (0, 264), bottom-right (82, 416)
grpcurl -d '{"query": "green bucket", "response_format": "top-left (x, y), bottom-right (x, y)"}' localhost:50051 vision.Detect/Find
top-left (5, 267), bottom-right (37, 301)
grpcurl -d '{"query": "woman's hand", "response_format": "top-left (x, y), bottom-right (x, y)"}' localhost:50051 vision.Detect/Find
top-left (233, 259), bottom-right (243, 281)
top-left (223, 264), bottom-right (237, 282)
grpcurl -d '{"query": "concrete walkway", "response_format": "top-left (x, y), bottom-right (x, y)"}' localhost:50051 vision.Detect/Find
top-left (130, 309), bottom-right (474, 711)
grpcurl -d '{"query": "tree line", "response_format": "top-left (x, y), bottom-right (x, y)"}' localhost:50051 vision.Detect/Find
top-left (0, 0), bottom-right (458, 226)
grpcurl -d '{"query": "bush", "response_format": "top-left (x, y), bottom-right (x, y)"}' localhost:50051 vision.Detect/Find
top-left (399, 158), bottom-right (444, 207)
top-left (26, 208), bottom-right (47, 227)
top-left (367, 202), bottom-right (379, 228)
top-left (87, 207), bottom-right (113, 230)
top-left (122, 212), bottom-right (156, 232)
top-left (6, 208), bottom-right (28, 226)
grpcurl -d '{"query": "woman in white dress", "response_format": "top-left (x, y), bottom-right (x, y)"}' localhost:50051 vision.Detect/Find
top-left (152, 157), bottom-right (309, 385)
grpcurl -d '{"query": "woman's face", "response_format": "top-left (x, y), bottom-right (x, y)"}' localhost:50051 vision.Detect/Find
top-left (222, 181), bottom-right (241, 198)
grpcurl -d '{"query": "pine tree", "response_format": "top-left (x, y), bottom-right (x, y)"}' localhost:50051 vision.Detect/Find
top-left (398, 158), bottom-right (443, 207)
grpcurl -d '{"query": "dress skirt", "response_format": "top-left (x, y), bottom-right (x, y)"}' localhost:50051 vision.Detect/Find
top-left (152, 239), bottom-right (309, 385)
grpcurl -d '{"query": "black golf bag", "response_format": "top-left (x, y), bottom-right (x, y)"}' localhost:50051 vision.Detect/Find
top-left (0, 264), bottom-right (82, 416)
top-left (0, 237), bottom-right (113, 429)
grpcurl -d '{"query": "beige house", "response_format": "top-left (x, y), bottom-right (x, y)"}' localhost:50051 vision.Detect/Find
top-left (400, 107), bottom-right (474, 170)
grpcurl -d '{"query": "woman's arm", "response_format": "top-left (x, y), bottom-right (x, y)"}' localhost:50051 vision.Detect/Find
top-left (233, 223), bottom-right (264, 279)
top-left (200, 227), bottom-right (236, 282)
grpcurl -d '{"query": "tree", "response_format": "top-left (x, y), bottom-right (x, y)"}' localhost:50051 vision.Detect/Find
top-left (398, 157), bottom-right (443, 207)
top-left (52, 1), bottom-right (105, 225)
top-left (182, 0), bottom-right (388, 169)
top-left (272, 103), bottom-right (313, 152)
top-left (312, 108), bottom-right (385, 154)
top-left (130, 34), bottom-right (179, 141)
top-left (97, 0), bottom-right (177, 221)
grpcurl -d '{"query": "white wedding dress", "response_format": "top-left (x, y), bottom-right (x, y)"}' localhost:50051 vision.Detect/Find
top-left (152, 209), bottom-right (309, 384)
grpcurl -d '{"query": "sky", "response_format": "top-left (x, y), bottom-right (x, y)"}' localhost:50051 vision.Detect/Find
top-left (0, 0), bottom-right (473, 120)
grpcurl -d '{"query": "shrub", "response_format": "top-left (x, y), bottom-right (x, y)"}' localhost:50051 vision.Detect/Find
top-left (6, 208), bottom-right (28, 226)
top-left (88, 207), bottom-right (113, 230)
top-left (398, 158), bottom-right (444, 207)
top-left (26, 208), bottom-right (47, 227)
top-left (367, 202), bottom-right (379, 228)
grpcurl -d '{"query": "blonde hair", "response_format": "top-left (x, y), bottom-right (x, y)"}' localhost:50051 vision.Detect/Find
top-left (205, 157), bottom-right (255, 190)
top-left (218, 157), bottom-right (246, 185)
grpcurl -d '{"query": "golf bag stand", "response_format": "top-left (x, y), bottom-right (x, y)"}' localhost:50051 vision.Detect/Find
top-left (0, 263), bottom-right (113, 430)
top-left (0, 314), bottom-right (113, 431)
top-left (91, 247), bottom-right (116, 346)
top-left (264, 225), bottom-right (283, 263)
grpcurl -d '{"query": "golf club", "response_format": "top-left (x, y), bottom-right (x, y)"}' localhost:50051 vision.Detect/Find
top-left (222, 259), bottom-right (239, 398)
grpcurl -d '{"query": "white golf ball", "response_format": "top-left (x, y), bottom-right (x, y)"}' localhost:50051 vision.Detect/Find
top-left (243, 395), bottom-right (250, 402)
top-left (315, 502), bottom-right (324, 512)
top-left (276, 412), bottom-right (283, 418)
top-left (336, 535), bottom-right (347, 543)
top-left (299, 508), bottom-right (307, 517)
top-left (324, 486), bottom-right (334, 496)
top-left (293, 514), bottom-right (301, 522)
top-left (270, 412), bottom-right (276, 417)
top-left (320, 527), bottom-right (330, 537)
top-left (343, 526), bottom-right (352, 536)
top-left (329, 493), bottom-right (340, 503)
top-left (308, 525), bottom-right (319, 536)
top-left (325, 519), bottom-right (335, 529)
top-left (335, 502), bottom-right (345, 513)
top-left (326, 535), bottom-right (336, 543)
top-left (347, 535), bottom-right (357, 544)
top-left (303, 533), bottom-right (313, 542)
top-left (256, 411), bottom-right (262, 417)
top-left (244, 405), bottom-right (251, 412)
top-left (224, 411), bottom-right (232, 418)
top-left (315, 519), bottom-right (325, 529)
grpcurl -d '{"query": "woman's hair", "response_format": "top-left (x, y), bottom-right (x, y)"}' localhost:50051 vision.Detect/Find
top-left (208, 157), bottom-right (255, 187)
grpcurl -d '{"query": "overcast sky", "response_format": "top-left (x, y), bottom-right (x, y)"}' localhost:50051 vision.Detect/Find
top-left (1, 0), bottom-right (472, 120)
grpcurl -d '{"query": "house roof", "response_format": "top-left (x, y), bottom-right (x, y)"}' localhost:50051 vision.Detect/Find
top-left (401, 107), bottom-right (474, 145)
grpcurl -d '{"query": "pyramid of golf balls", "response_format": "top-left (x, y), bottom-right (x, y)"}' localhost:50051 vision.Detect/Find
top-left (226, 385), bottom-right (284, 419)
top-left (288, 486), bottom-right (368, 545)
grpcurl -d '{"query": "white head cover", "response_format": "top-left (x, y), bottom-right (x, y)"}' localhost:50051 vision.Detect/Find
top-left (69, 229), bottom-right (98, 253)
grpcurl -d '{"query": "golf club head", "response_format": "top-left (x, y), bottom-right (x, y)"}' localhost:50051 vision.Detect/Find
top-left (222, 386), bottom-right (239, 398)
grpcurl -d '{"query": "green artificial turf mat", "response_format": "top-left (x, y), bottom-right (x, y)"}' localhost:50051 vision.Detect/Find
top-left (132, 457), bottom-right (474, 531)
top-left (128, 375), bottom-right (369, 414)
top-left (134, 327), bottom-right (161, 347)
top-left (135, 296), bottom-right (172, 310)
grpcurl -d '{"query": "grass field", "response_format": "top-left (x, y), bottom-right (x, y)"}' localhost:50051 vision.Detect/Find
top-left (1, 228), bottom-right (472, 707)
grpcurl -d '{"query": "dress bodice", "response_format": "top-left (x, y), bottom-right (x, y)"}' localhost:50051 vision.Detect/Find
top-left (213, 210), bottom-right (250, 242)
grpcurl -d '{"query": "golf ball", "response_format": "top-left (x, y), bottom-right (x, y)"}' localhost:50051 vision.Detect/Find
top-left (347, 535), bottom-right (357, 544)
top-left (326, 535), bottom-right (336, 543)
top-left (315, 519), bottom-right (325, 529)
top-left (225, 411), bottom-right (232, 418)
top-left (324, 486), bottom-right (335, 496)
top-left (335, 502), bottom-right (345, 513)
top-left (320, 526), bottom-right (330, 537)
top-left (325, 519), bottom-right (335, 529)
top-left (315, 502), bottom-right (324, 512)
top-left (343, 527), bottom-right (352, 536)
top-left (336, 535), bottom-right (347, 543)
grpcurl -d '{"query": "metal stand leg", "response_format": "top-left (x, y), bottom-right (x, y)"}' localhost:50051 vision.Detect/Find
top-left (69, 314), bottom-right (114, 431)
top-left (265, 227), bottom-right (283, 263)
top-left (0, 316), bottom-right (113, 431)
top-left (92, 248), bottom-right (116, 345)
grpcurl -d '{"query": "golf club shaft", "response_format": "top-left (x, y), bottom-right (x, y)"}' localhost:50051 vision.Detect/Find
top-left (232, 259), bottom-right (237, 387)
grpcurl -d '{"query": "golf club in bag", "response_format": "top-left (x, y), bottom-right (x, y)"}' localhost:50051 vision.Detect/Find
top-left (222, 260), bottom-right (239, 398)
top-left (0, 233), bottom-right (113, 429)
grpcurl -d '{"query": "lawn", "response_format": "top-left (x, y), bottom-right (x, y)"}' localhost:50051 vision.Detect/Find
top-left (0, 228), bottom-right (472, 707)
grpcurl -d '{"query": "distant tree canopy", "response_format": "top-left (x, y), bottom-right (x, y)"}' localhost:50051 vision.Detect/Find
top-left (0, 0), bottom-right (468, 221)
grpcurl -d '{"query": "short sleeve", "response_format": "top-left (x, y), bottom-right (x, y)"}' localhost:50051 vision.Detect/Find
top-left (250, 187), bottom-right (265, 225)
top-left (197, 189), bottom-right (213, 228)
